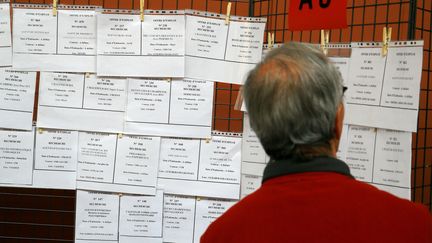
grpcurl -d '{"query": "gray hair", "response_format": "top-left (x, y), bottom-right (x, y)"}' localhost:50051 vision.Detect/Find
top-left (243, 42), bottom-right (344, 160)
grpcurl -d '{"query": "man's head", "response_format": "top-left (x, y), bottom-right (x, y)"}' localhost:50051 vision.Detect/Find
top-left (243, 42), bottom-right (345, 160)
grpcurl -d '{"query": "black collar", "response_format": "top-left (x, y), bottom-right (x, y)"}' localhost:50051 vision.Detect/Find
top-left (262, 156), bottom-right (353, 183)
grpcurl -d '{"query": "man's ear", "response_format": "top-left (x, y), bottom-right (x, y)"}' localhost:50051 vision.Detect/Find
top-left (334, 102), bottom-right (345, 140)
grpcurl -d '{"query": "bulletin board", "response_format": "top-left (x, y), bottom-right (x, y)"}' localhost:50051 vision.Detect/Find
top-left (0, 0), bottom-right (430, 242)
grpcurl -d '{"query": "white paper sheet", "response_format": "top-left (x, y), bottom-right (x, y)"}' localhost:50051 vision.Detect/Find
top-left (0, 128), bottom-right (34, 185)
top-left (345, 42), bottom-right (423, 132)
top-left (240, 174), bottom-right (261, 198)
top-left (163, 194), bottom-right (196, 243)
top-left (77, 132), bottom-right (117, 185)
top-left (241, 114), bottom-right (268, 176)
top-left (372, 129), bottom-right (411, 187)
top-left (0, 3), bottom-right (11, 67)
top-left (185, 11), bottom-right (266, 84)
top-left (119, 190), bottom-right (164, 241)
top-left (37, 72), bottom-right (126, 133)
top-left (329, 57), bottom-right (350, 85)
top-left (193, 198), bottom-right (236, 243)
top-left (158, 137), bottom-right (201, 180)
top-left (158, 135), bottom-right (242, 199)
top-left (124, 78), bottom-right (213, 138)
top-left (380, 45), bottom-right (423, 110)
top-left (345, 126), bottom-right (376, 182)
top-left (346, 46), bottom-right (386, 105)
top-left (75, 190), bottom-right (119, 242)
top-left (0, 68), bottom-right (37, 130)
top-left (12, 8), bottom-right (97, 72)
top-left (113, 135), bottom-right (161, 188)
top-left (77, 132), bottom-right (160, 195)
top-left (34, 129), bottom-right (78, 189)
top-left (97, 11), bottom-right (185, 77)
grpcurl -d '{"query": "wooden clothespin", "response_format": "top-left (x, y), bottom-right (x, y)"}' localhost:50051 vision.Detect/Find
top-left (38, 128), bottom-right (43, 134)
top-left (166, 78), bottom-right (172, 82)
top-left (118, 193), bottom-right (123, 197)
top-left (382, 27), bottom-right (392, 57)
top-left (118, 133), bottom-right (123, 139)
top-left (320, 30), bottom-right (330, 55)
top-left (52, 0), bottom-right (58, 16)
top-left (233, 87), bottom-right (243, 111)
top-left (85, 73), bottom-right (90, 78)
top-left (140, 0), bottom-right (145, 22)
top-left (225, 2), bottom-right (232, 25)
top-left (268, 32), bottom-right (275, 50)
top-left (197, 197), bottom-right (201, 201)
top-left (205, 137), bottom-right (211, 143)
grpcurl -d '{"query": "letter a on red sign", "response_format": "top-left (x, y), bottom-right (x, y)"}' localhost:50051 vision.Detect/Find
top-left (288, 0), bottom-right (347, 30)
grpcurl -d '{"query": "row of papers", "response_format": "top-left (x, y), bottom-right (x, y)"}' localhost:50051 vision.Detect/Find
top-left (1, 4), bottom-right (266, 85)
top-left (75, 190), bottom-right (236, 243)
top-left (242, 42), bottom-right (424, 133)
top-left (330, 42), bottom-right (423, 132)
top-left (0, 116), bottom-right (412, 201)
top-left (0, 128), bottom-right (241, 199)
top-left (0, 69), bottom-right (214, 138)
top-left (241, 114), bottom-right (412, 200)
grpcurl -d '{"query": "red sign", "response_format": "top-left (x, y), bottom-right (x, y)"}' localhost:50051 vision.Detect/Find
top-left (288, 0), bottom-right (347, 30)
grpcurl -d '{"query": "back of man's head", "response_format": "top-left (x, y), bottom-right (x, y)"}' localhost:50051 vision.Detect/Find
top-left (243, 42), bottom-right (344, 160)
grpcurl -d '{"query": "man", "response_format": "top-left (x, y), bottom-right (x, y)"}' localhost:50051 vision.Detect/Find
top-left (201, 42), bottom-right (432, 242)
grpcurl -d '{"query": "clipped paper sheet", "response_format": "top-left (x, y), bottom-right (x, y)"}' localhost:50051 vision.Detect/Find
top-left (32, 129), bottom-right (78, 189)
top-left (163, 194), bottom-right (196, 243)
top-left (240, 44), bottom-right (281, 112)
top-left (158, 134), bottom-right (242, 199)
top-left (75, 190), bottom-right (120, 242)
top-left (119, 190), bottom-right (164, 242)
top-left (342, 125), bottom-right (412, 195)
top-left (185, 10), bottom-right (266, 84)
top-left (97, 11), bottom-right (185, 78)
top-left (345, 126), bottom-right (377, 182)
top-left (329, 57), bottom-right (350, 85)
top-left (124, 78), bottom-right (213, 138)
top-left (0, 128), bottom-right (34, 186)
top-left (372, 129), bottom-right (412, 188)
top-left (240, 174), bottom-right (262, 199)
top-left (12, 7), bottom-right (97, 72)
top-left (241, 114), bottom-right (268, 176)
top-left (37, 72), bottom-right (126, 133)
top-left (192, 198), bottom-right (237, 243)
top-left (0, 2), bottom-right (11, 67)
top-left (76, 132), bottom-right (160, 195)
top-left (345, 42), bottom-right (423, 132)
top-left (0, 68), bottom-right (37, 130)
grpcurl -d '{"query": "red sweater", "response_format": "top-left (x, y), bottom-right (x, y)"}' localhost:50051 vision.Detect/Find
top-left (201, 157), bottom-right (432, 243)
